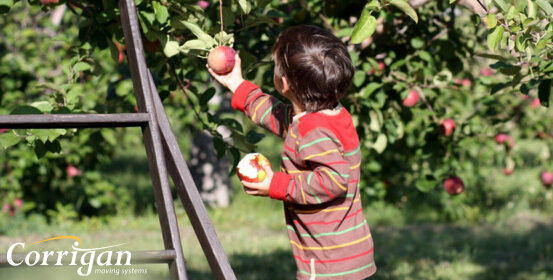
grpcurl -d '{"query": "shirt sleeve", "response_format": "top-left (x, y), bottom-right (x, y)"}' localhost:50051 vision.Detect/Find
top-left (268, 128), bottom-right (350, 204)
top-left (231, 80), bottom-right (293, 139)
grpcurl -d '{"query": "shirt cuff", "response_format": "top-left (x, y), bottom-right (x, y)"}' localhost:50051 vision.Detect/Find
top-left (269, 172), bottom-right (291, 201)
top-left (231, 80), bottom-right (259, 112)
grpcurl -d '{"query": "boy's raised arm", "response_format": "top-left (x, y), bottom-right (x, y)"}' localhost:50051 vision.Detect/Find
top-left (208, 54), bottom-right (293, 138)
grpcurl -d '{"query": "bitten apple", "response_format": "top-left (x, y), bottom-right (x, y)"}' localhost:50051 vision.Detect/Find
top-left (402, 90), bottom-right (420, 107)
top-left (237, 153), bottom-right (271, 183)
top-left (439, 119), bottom-right (456, 137)
top-left (444, 176), bottom-right (464, 195)
top-left (207, 46), bottom-right (236, 75)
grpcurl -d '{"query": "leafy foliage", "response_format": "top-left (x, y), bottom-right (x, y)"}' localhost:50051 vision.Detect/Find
top-left (0, 0), bottom-right (552, 222)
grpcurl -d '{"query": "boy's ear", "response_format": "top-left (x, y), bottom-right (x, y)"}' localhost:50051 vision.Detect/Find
top-left (281, 76), bottom-right (290, 94)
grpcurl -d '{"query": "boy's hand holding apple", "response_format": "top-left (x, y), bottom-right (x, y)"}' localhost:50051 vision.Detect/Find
top-left (206, 49), bottom-right (244, 93)
top-left (237, 153), bottom-right (273, 197)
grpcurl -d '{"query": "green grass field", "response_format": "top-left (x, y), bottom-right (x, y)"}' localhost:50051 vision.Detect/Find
top-left (1, 137), bottom-right (553, 279)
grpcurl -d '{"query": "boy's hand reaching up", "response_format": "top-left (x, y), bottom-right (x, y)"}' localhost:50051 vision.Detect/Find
top-left (241, 161), bottom-right (273, 197)
top-left (207, 53), bottom-right (244, 93)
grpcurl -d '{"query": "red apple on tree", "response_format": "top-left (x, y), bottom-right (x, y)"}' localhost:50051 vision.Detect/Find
top-left (197, 0), bottom-right (210, 9)
top-left (480, 68), bottom-right (493, 77)
top-left (377, 61), bottom-right (385, 71)
top-left (494, 133), bottom-right (514, 148)
top-left (207, 46), bottom-right (236, 75)
top-left (402, 90), bottom-right (420, 107)
top-left (541, 171), bottom-right (553, 188)
top-left (40, 0), bottom-right (59, 5)
top-left (439, 119), bottom-right (456, 137)
top-left (444, 176), bottom-right (464, 195)
top-left (531, 98), bottom-right (541, 109)
top-left (503, 168), bottom-right (514, 175)
top-left (237, 153), bottom-right (271, 183)
top-left (66, 165), bottom-right (81, 178)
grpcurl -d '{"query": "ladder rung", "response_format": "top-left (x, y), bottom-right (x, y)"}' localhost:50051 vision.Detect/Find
top-left (0, 113), bottom-right (150, 129)
top-left (0, 249), bottom-right (177, 267)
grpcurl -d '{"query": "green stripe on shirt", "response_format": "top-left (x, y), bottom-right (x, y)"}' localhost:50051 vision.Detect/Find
top-left (299, 261), bottom-right (375, 277)
top-left (287, 220), bottom-right (367, 238)
top-left (298, 137), bottom-right (341, 151)
top-left (307, 172), bottom-right (322, 204)
top-left (344, 146), bottom-right (360, 157)
top-left (259, 101), bottom-right (282, 124)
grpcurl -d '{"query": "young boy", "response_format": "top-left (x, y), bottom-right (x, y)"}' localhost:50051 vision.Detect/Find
top-left (208, 25), bottom-right (376, 280)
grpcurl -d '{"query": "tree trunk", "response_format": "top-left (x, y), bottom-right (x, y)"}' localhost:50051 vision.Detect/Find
top-left (189, 90), bottom-right (232, 208)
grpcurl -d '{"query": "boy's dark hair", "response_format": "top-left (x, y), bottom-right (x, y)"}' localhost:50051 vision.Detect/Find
top-left (271, 25), bottom-right (354, 112)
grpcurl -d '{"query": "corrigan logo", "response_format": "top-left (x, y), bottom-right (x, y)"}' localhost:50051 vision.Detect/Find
top-left (6, 235), bottom-right (137, 276)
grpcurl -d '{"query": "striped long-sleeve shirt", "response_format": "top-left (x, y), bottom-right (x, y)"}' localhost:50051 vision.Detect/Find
top-left (232, 81), bottom-right (376, 280)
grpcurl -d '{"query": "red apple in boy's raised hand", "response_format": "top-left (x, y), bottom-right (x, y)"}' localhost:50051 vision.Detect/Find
top-left (444, 176), bottom-right (464, 195)
top-left (541, 171), bottom-right (553, 188)
top-left (439, 119), bottom-right (456, 137)
top-left (207, 46), bottom-right (236, 75)
top-left (402, 90), bottom-right (420, 107)
top-left (237, 153), bottom-right (271, 183)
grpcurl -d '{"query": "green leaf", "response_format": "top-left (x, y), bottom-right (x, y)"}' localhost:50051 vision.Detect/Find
top-left (415, 174), bottom-right (437, 192)
top-left (180, 39), bottom-right (210, 52)
top-left (245, 130), bottom-right (265, 144)
top-left (485, 14), bottom-right (497, 29)
top-left (213, 137), bottom-right (227, 159)
top-left (527, 0), bottom-right (536, 18)
top-left (30, 101), bottom-right (53, 113)
top-left (369, 110), bottom-right (383, 132)
top-left (487, 26), bottom-right (505, 52)
top-left (0, 0), bottom-right (13, 14)
top-left (410, 37), bottom-right (424, 49)
top-left (34, 140), bottom-right (47, 159)
top-left (179, 21), bottom-right (217, 46)
top-left (538, 79), bottom-right (552, 107)
top-left (199, 88), bottom-right (216, 105)
top-left (388, 0), bottom-right (418, 23)
top-left (373, 134), bottom-right (387, 153)
top-left (152, 2), bottom-right (169, 23)
top-left (10, 106), bottom-right (42, 115)
top-left (47, 129), bottom-right (66, 142)
top-left (536, 0), bottom-right (553, 15)
top-left (45, 140), bottom-right (61, 154)
top-left (353, 70), bottom-right (366, 87)
top-left (237, 0), bottom-right (251, 14)
top-left (73, 62), bottom-right (92, 72)
top-left (351, 10), bottom-right (377, 44)
top-left (493, 0), bottom-right (509, 12)
top-left (0, 131), bottom-right (20, 149)
top-left (163, 41), bottom-right (180, 57)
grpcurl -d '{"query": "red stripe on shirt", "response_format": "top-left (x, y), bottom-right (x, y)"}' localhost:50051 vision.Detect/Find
top-left (294, 248), bottom-right (374, 264)
top-left (315, 172), bottom-right (335, 199)
top-left (284, 143), bottom-right (298, 156)
top-left (326, 161), bottom-right (349, 166)
top-left (349, 179), bottom-right (359, 184)
top-left (270, 115), bottom-right (276, 134)
top-left (288, 180), bottom-right (295, 203)
top-left (294, 208), bottom-right (363, 226)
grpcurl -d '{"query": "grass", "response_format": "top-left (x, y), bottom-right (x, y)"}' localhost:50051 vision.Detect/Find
top-left (1, 135), bottom-right (553, 279)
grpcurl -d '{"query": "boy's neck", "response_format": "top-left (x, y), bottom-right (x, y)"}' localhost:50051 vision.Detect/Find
top-left (291, 100), bottom-right (305, 116)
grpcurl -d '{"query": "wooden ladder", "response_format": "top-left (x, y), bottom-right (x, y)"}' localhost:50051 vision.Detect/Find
top-left (0, 0), bottom-right (236, 279)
